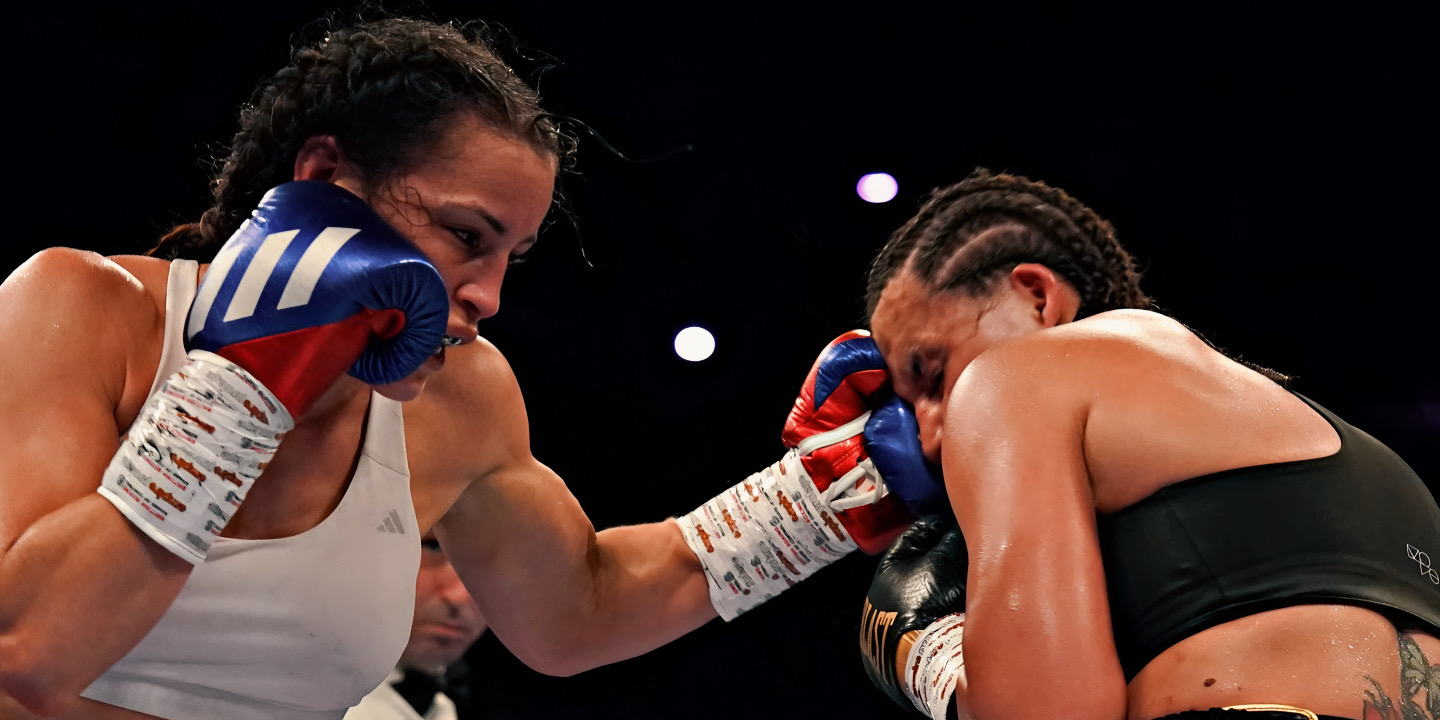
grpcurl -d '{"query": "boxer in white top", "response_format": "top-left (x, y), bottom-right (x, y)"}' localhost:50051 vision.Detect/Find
top-left (0, 15), bottom-right (944, 720)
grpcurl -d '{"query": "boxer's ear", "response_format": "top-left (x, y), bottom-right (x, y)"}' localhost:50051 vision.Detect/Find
top-left (294, 136), bottom-right (345, 182)
top-left (295, 136), bottom-right (368, 199)
top-left (1010, 263), bottom-right (1081, 327)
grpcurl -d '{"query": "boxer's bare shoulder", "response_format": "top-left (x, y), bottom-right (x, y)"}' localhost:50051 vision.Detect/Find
top-left (5, 248), bottom-right (160, 317)
top-left (942, 310), bottom-right (1170, 444)
top-left (985, 307), bottom-right (1206, 370)
top-left (953, 308), bottom-right (1337, 513)
top-left (105, 254), bottom-right (172, 309)
top-left (1, 249), bottom-right (165, 423)
top-left (0, 250), bottom-right (168, 573)
top-left (404, 335), bottom-right (535, 531)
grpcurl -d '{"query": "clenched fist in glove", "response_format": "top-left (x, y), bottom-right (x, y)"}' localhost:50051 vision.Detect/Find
top-left (861, 515), bottom-right (969, 719)
top-left (98, 181), bottom-right (448, 563)
top-left (677, 330), bottom-right (948, 620)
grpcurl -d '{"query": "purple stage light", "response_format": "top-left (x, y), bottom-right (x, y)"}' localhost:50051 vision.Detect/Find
top-left (856, 173), bottom-right (898, 203)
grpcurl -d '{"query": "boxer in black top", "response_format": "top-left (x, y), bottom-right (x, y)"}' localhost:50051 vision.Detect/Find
top-left (856, 169), bottom-right (1440, 720)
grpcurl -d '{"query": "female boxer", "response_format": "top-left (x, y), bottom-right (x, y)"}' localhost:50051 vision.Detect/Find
top-left (860, 170), bottom-right (1440, 720)
top-left (0, 15), bottom-right (930, 720)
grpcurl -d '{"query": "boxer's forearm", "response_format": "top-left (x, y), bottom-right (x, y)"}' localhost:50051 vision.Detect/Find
top-left (437, 454), bottom-right (718, 677)
top-left (561, 521), bottom-right (718, 672)
top-left (469, 519), bottom-right (714, 677)
top-left (0, 494), bottom-right (191, 714)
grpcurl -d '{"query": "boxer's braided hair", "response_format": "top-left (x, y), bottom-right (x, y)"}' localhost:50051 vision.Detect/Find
top-left (150, 16), bottom-right (573, 260)
top-left (865, 169), bottom-right (1150, 320)
top-left (866, 169), bottom-right (1289, 383)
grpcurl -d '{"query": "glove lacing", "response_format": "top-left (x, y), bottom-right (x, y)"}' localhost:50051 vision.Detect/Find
top-left (793, 411), bottom-right (889, 512)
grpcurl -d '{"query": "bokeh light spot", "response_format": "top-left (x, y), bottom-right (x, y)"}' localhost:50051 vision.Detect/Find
top-left (674, 326), bottom-right (716, 362)
top-left (857, 172), bottom-right (898, 203)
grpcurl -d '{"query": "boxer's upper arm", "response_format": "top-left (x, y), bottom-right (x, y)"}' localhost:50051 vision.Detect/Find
top-left (0, 249), bottom-right (151, 552)
top-left (0, 249), bottom-right (177, 709)
top-left (417, 342), bottom-right (600, 670)
top-left (942, 335), bottom-right (1128, 720)
top-left (425, 342), bottom-right (713, 676)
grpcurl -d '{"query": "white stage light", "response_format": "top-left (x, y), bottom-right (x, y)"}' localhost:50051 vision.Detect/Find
top-left (674, 326), bottom-right (716, 362)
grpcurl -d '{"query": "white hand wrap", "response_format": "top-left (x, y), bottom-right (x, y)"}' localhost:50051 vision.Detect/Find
top-left (903, 613), bottom-right (966, 719)
top-left (677, 450), bottom-right (858, 620)
top-left (98, 350), bottom-right (294, 564)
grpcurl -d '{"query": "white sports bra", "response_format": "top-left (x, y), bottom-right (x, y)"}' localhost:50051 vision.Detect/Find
top-left (81, 260), bottom-right (421, 720)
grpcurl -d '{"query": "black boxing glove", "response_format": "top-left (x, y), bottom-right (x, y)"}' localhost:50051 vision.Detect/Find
top-left (860, 515), bottom-right (969, 719)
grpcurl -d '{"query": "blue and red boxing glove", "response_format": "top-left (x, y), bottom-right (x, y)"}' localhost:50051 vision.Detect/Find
top-left (782, 330), bottom-right (948, 554)
top-left (677, 330), bottom-right (946, 619)
top-left (98, 181), bottom-right (449, 563)
top-left (186, 180), bottom-right (449, 417)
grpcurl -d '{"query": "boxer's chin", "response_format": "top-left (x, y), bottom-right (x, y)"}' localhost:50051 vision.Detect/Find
top-left (375, 378), bottom-right (426, 402)
top-left (373, 371), bottom-right (429, 401)
top-left (374, 347), bottom-right (444, 401)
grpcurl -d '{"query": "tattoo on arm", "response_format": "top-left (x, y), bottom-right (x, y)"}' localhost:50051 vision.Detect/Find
top-left (1366, 632), bottom-right (1440, 720)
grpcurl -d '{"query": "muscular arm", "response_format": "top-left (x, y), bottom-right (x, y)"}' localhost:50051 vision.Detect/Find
top-left (411, 341), bottom-right (716, 677)
top-left (942, 336), bottom-right (1127, 720)
top-left (0, 250), bottom-right (193, 714)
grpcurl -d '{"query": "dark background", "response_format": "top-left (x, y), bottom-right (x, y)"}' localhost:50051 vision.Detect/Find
top-left (6, 2), bottom-right (1436, 717)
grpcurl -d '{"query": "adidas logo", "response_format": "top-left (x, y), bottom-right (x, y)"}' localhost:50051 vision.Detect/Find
top-left (377, 509), bottom-right (406, 535)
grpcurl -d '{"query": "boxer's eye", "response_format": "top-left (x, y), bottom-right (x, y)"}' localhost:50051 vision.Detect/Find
top-left (926, 372), bottom-right (944, 398)
top-left (509, 238), bottom-right (538, 267)
top-left (447, 226), bottom-right (481, 248)
top-left (911, 358), bottom-right (943, 399)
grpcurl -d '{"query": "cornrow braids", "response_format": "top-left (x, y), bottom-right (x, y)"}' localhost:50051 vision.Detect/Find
top-left (865, 168), bottom-right (1150, 321)
top-left (150, 15), bottom-right (574, 261)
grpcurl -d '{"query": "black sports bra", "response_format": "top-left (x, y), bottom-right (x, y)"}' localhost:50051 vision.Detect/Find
top-left (1097, 394), bottom-right (1440, 680)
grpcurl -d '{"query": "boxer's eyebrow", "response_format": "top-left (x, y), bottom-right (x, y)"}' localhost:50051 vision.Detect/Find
top-left (444, 203), bottom-right (538, 249)
top-left (476, 210), bottom-right (507, 236)
top-left (446, 203), bottom-right (508, 237)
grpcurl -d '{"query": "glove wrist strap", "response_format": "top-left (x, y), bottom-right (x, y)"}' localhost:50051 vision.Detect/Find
top-left (97, 350), bottom-right (295, 563)
top-left (677, 450), bottom-right (858, 620)
top-left (903, 612), bottom-right (966, 719)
